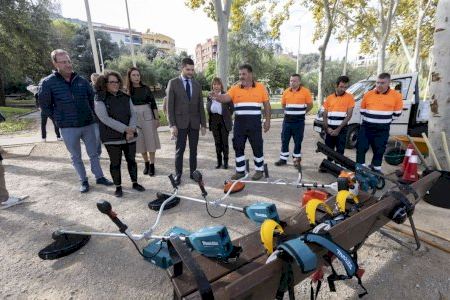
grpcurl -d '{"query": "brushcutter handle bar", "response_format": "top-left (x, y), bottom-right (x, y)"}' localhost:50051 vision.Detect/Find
top-left (192, 170), bottom-right (208, 197)
top-left (168, 174), bottom-right (177, 188)
top-left (96, 201), bottom-right (128, 233)
top-left (264, 164), bottom-right (269, 178)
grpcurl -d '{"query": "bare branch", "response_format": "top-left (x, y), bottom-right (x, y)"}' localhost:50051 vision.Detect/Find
top-left (396, 31), bottom-right (414, 67)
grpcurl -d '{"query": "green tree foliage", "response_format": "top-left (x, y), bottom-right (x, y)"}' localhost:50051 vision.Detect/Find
top-left (204, 60), bottom-right (217, 85)
top-left (70, 26), bottom-right (120, 78)
top-left (195, 72), bottom-right (210, 91)
top-left (266, 55), bottom-right (296, 91)
top-left (0, 0), bottom-right (55, 105)
top-left (139, 43), bottom-right (165, 61)
top-left (302, 60), bottom-right (375, 97)
top-left (151, 51), bottom-right (191, 89)
top-left (106, 54), bottom-right (156, 87)
top-left (228, 18), bottom-right (281, 83)
top-left (49, 19), bottom-right (79, 51)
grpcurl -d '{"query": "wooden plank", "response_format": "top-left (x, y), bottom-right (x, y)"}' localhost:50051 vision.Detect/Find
top-left (169, 230), bottom-right (266, 298)
top-left (223, 172), bottom-right (441, 299)
top-left (170, 172), bottom-right (441, 299)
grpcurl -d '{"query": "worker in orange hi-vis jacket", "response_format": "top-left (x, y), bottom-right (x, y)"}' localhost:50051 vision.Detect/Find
top-left (356, 73), bottom-right (403, 172)
top-left (322, 75), bottom-right (355, 157)
top-left (274, 74), bottom-right (313, 169)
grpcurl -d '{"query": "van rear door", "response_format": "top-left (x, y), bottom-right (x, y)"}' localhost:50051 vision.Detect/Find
top-left (389, 74), bottom-right (418, 136)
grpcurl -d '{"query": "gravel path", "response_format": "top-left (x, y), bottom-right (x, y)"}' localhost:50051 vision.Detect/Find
top-left (1, 119), bottom-right (448, 300)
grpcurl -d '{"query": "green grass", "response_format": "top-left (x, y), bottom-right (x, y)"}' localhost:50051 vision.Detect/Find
top-left (0, 106), bottom-right (34, 134)
top-left (6, 98), bottom-right (36, 107)
top-left (158, 112), bottom-right (168, 126)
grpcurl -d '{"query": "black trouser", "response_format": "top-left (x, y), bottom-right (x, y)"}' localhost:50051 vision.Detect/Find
top-left (105, 142), bottom-right (137, 186)
top-left (175, 126), bottom-right (199, 177)
top-left (325, 125), bottom-right (348, 156)
top-left (210, 113), bottom-right (229, 163)
top-left (356, 122), bottom-right (390, 168)
top-left (41, 112), bottom-right (60, 139)
top-left (233, 115), bottom-right (264, 172)
top-left (279, 119), bottom-right (305, 161)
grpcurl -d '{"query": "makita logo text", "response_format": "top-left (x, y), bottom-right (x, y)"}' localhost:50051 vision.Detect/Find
top-left (255, 213), bottom-right (267, 218)
top-left (336, 249), bottom-right (353, 270)
top-left (201, 241), bottom-right (219, 246)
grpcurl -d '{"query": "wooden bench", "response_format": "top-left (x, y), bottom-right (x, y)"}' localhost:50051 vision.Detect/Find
top-left (166, 173), bottom-right (440, 300)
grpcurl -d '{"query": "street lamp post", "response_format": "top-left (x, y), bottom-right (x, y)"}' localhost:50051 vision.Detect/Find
top-left (83, 0), bottom-right (101, 73)
top-left (296, 25), bottom-right (302, 74)
top-left (124, 0), bottom-right (136, 67)
top-left (97, 38), bottom-right (104, 73)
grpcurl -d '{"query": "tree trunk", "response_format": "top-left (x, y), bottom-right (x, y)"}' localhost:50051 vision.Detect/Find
top-left (318, 46), bottom-right (326, 104)
top-left (377, 40), bottom-right (386, 74)
top-left (317, 0), bottom-right (333, 104)
top-left (217, 20), bottom-right (229, 89)
top-left (342, 32), bottom-right (350, 75)
top-left (428, 0), bottom-right (450, 167)
top-left (214, 0), bottom-right (232, 89)
top-left (376, 0), bottom-right (398, 74)
top-left (0, 71), bottom-right (5, 107)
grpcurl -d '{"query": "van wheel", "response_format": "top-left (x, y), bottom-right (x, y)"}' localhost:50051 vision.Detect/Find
top-left (345, 125), bottom-right (359, 149)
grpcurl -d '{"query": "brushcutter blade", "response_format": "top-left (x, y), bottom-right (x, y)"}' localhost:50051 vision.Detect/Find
top-left (223, 181), bottom-right (245, 193)
top-left (38, 232), bottom-right (90, 260)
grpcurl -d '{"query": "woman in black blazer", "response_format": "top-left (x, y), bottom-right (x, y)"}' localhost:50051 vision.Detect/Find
top-left (206, 77), bottom-right (234, 169)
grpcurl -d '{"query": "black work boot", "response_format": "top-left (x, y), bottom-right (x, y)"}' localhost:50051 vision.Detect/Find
top-left (223, 157), bottom-right (229, 169)
top-left (143, 161), bottom-right (150, 175)
top-left (274, 159), bottom-right (287, 166)
top-left (149, 163), bottom-right (155, 176)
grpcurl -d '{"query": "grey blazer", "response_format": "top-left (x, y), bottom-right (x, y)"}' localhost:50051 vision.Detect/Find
top-left (167, 77), bottom-right (206, 130)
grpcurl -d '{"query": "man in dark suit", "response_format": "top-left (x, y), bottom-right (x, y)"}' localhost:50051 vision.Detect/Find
top-left (167, 58), bottom-right (207, 185)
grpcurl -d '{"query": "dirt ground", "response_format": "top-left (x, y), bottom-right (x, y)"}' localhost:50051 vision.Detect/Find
top-left (1, 118), bottom-right (449, 300)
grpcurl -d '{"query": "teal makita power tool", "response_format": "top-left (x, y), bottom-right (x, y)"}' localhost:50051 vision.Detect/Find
top-left (95, 201), bottom-right (241, 269)
top-left (143, 225), bottom-right (240, 269)
top-left (186, 170), bottom-right (280, 223)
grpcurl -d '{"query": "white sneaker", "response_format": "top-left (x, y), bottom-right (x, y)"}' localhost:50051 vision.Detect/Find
top-left (1, 196), bottom-right (21, 206)
top-left (41, 138), bottom-right (46, 142)
top-left (57, 137), bottom-right (63, 141)
top-left (1, 196), bottom-right (28, 209)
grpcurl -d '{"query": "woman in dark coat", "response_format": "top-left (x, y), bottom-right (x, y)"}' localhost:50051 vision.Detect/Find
top-left (94, 70), bottom-right (145, 197)
top-left (206, 77), bottom-right (234, 169)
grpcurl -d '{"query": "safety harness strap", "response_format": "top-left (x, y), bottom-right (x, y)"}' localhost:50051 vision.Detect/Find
top-left (169, 236), bottom-right (214, 300)
top-left (310, 279), bottom-right (322, 300)
top-left (276, 261), bottom-right (295, 300)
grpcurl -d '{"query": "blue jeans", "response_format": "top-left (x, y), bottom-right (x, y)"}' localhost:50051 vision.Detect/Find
top-left (94, 122), bottom-right (102, 156)
top-left (60, 123), bottom-right (104, 182)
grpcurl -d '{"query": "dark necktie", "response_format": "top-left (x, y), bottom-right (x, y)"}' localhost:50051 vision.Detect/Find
top-left (185, 79), bottom-right (191, 101)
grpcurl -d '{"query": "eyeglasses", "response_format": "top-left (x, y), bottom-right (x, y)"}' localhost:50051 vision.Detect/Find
top-left (56, 60), bottom-right (72, 65)
top-left (107, 81), bottom-right (119, 84)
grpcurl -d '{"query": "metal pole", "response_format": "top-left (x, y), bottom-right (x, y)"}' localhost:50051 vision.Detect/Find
top-left (124, 0), bottom-right (136, 67)
top-left (83, 0), bottom-right (101, 73)
top-left (296, 25), bottom-right (301, 74)
top-left (97, 38), bottom-right (104, 73)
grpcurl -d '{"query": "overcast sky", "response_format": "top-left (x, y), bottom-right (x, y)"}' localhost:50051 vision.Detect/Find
top-left (58, 0), bottom-right (360, 60)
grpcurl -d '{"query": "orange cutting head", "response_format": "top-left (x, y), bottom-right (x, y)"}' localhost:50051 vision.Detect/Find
top-left (224, 181), bottom-right (246, 193)
top-left (338, 171), bottom-right (356, 187)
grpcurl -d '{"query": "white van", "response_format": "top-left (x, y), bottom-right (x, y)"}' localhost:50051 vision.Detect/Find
top-left (313, 73), bottom-right (430, 149)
